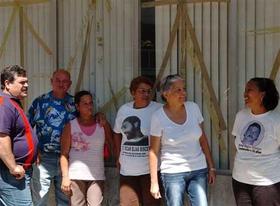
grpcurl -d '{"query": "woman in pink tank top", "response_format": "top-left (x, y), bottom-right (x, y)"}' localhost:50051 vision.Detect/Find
top-left (60, 90), bottom-right (113, 206)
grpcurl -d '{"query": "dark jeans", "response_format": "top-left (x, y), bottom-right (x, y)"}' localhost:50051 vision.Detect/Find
top-left (0, 166), bottom-right (33, 206)
top-left (232, 178), bottom-right (280, 206)
top-left (120, 173), bottom-right (162, 206)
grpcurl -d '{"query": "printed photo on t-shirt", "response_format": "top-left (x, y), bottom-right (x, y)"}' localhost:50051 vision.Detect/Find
top-left (241, 121), bottom-right (264, 147)
top-left (121, 116), bottom-right (148, 146)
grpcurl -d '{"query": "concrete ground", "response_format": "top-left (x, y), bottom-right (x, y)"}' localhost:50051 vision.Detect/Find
top-left (48, 168), bottom-right (235, 206)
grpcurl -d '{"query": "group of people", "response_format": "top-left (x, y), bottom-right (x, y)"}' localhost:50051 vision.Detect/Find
top-left (0, 66), bottom-right (113, 206)
top-left (0, 65), bottom-right (279, 206)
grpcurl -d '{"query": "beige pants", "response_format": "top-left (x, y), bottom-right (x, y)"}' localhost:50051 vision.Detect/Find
top-left (70, 180), bottom-right (104, 206)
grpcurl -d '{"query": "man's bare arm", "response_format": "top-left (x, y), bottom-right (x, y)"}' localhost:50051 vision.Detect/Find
top-left (0, 133), bottom-right (25, 179)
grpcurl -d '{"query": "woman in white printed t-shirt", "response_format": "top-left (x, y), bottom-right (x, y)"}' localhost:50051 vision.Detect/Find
top-left (232, 78), bottom-right (280, 206)
top-left (60, 91), bottom-right (113, 206)
top-left (149, 74), bottom-right (216, 206)
top-left (113, 76), bottom-right (162, 206)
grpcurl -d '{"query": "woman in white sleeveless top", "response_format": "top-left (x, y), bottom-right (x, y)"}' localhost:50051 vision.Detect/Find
top-left (60, 90), bottom-right (113, 206)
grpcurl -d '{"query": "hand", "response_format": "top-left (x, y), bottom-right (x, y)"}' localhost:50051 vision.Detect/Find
top-left (9, 165), bottom-right (25, 179)
top-left (61, 176), bottom-right (72, 196)
top-left (94, 112), bottom-right (107, 127)
top-left (208, 169), bottom-right (216, 184)
top-left (150, 182), bottom-right (161, 199)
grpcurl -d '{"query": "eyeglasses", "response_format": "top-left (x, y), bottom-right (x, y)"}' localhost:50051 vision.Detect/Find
top-left (136, 88), bottom-right (152, 94)
top-left (53, 79), bottom-right (70, 85)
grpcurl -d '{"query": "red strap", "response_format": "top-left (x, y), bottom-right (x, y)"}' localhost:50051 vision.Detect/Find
top-left (9, 99), bottom-right (35, 169)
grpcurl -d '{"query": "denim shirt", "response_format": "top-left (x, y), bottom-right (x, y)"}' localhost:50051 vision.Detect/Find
top-left (28, 91), bottom-right (76, 153)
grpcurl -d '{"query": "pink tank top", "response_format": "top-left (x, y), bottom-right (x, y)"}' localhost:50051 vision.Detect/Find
top-left (68, 118), bottom-right (105, 180)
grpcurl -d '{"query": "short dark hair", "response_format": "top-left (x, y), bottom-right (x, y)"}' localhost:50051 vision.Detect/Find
top-left (1, 65), bottom-right (26, 90)
top-left (249, 77), bottom-right (279, 111)
top-left (74, 90), bottom-right (92, 105)
top-left (74, 90), bottom-right (93, 117)
top-left (129, 76), bottom-right (153, 94)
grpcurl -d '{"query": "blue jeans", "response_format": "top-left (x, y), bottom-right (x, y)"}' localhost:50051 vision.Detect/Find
top-left (161, 168), bottom-right (208, 206)
top-left (31, 152), bottom-right (69, 206)
top-left (0, 166), bottom-right (32, 206)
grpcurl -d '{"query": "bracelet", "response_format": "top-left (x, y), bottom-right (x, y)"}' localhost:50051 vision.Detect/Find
top-left (209, 168), bottom-right (216, 172)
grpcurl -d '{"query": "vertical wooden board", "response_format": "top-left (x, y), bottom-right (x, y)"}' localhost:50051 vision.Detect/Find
top-left (27, 7), bottom-right (40, 98)
top-left (0, 8), bottom-right (20, 65)
top-left (194, 2), bottom-right (203, 110)
top-left (116, 0), bottom-right (132, 105)
top-left (272, 0), bottom-right (280, 83)
top-left (116, 1), bottom-right (125, 104)
top-left (272, 0), bottom-right (280, 87)
top-left (186, 3), bottom-right (194, 101)
top-left (85, 2), bottom-right (96, 92)
top-left (60, 0), bottom-right (67, 67)
top-left (202, 2), bottom-right (211, 145)
top-left (49, 0), bottom-right (57, 70)
top-left (69, 0), bottom-right (79, 89)
top-left (237, 0), bottom-right (246, 110)
top-left (23, 7), bottom-right (39, 98)
top-left (103, 0), bottom-right (112, 113)
top-left (77, 0), bottom-right (88, 91)
top-left (228, 0), bottom-right (238, 170)
top-left (219, 2), bottom-right (228, 169)
top-left (132, 0), bottom-right (139, 78)
top-left (264, 0), bottom-right (274, 77)
top-left (255, 0), bottom-right (265, 77)
top-left (155, 5), bottom-right (171, 79)
top-left (124, 0), bottom-right (133, 75)
top-left (126, 0), bottom-right (137, 99)
top-left (108, 0), bottom-right (117, 102)
top-left (246, 0), bottom-right (256, 79)
top-left (170, 4), bottom-right (177, 74)
top-left (60, 0), bottom-right (70, 68)
top-left (37, 4), bottom-right (44, 92)
top-left (95, 0), bottom-right (105, 108)
top-left (133, 0), bottom-right (140, 77)
top-left (91, 5), bottom-right (98, 100)
top-left (211, 2), bottom-right (220, 167)
top-left (117, 0), bottom-right (124, 84)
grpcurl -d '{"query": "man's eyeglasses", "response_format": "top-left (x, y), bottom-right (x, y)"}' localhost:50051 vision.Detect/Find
top-left (53, 79), bottom-right (70, 85)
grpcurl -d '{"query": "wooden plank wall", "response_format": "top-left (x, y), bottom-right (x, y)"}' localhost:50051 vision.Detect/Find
top-left (236, 0), bottom-right (280, 109)
top-left (0, 0), bottom-right (56, 107)
top-left (57, 0), bottom-right (139, 123)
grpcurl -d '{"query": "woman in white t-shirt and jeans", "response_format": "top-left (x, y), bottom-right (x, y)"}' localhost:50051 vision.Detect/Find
top-left (60, 90), bottom-right (113, 206)
top-left (232, 78), bottom-right (280, 206)
top-left (149, 74), bottom-right (216, 206)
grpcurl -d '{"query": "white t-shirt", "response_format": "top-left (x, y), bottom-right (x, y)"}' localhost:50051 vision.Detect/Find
top-left (232, 109), bottom-right (280, 185)
top-left (68, 119), bottom-right (105, 180)
top-left (150, 101), bottom-right (207, 174)
top-left (113, 101), bottom-right (161, 176)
